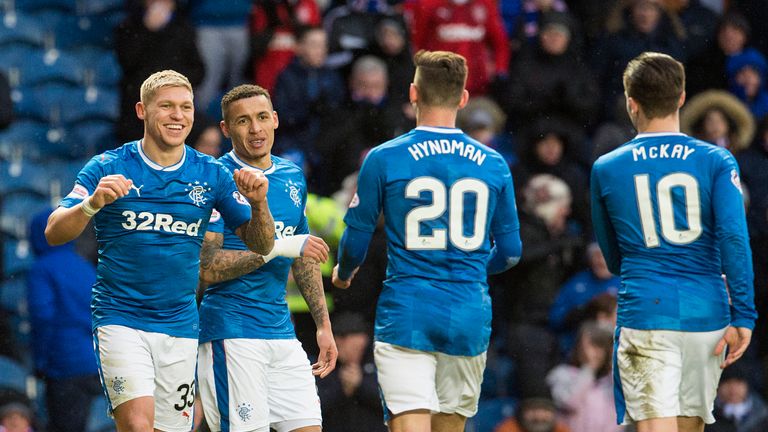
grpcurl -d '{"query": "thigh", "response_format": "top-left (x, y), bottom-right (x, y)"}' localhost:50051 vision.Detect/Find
top-left (198, 339), bottom-right (270, 432)
top-left (148, 332), bottom-right (197, 432)
top-left (94, 325), bottom-right (155, 411)
top-left (679, 328), bottom-right (727, 424)
top-left (374, 342), bottom-right (439, 417)
top-left (266, 339), bottom-right (322, 432)
top-left (434, 351), bottom-right (486, 418)
top-left (615, 327), bottom-right (682, 424)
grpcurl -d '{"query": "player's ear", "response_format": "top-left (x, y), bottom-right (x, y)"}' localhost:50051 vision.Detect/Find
top-left (135, 102), bottom-right (145, 120)
top-left (409, 83), bottom-right (418, 105)
top-left (219, 120), bottom-right (230, 138)
top-left (272, 111), bottom-right (279, 130)
top-left (678, 91), bottom-right (686, 108)
top-left (457, 89), bottom-right (470, 109)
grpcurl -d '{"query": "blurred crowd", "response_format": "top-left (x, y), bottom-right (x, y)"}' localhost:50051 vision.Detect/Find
top-left (2, 0), bottom-right (768, 431)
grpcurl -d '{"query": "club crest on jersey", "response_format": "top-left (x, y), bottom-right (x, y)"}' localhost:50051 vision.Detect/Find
top-left (285, 179), bottom-right (302, 207)
top-left (185, 181), bottom-right (211, 206)
top-left (731, 169), bottom-right (743, 193)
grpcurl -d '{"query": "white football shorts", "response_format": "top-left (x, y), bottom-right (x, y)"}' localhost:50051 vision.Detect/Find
top-left (94, 325), bottom-right (198, 432)
top-left (198, 338), bottom-right (322, 432)
top-left (374, 341), bottom-right (486, 419)
top-left (614, 326), bottom-right (727, 425)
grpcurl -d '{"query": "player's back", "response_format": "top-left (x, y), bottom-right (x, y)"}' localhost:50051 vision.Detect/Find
top-left (350, 126), bottom-right (516, 355)
top-left (592, 133), bottom-right (741, 331)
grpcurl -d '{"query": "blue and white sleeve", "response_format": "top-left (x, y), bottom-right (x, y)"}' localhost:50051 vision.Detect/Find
top-left (713, 155), bottom-right (756, 329)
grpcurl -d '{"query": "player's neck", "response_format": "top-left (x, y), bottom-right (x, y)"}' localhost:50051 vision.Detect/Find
top-left (141, 138), bottom-right (185, 167)
top-left (634, 113), bottom-right (681, 135)
top-left (416, 106), bottom-right (458, 129)
top-left (235, 150), bottom-right (272, 170)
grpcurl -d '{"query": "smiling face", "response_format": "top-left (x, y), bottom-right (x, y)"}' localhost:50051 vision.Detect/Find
top-left (136, 85), bottom-right (194, 151)
top-left (221, 95), bottom-right (278, 168)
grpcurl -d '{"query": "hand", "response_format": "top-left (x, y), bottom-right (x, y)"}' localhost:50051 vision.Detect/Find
top-left (339, 363), bottom-right (363, 396)
top-left (302, 235), bottom-right (330, 263)
top-left (331, 264), bottom-right (358, 289)
top-left (90, 174), bottom-right (133, 209)
top-left (234, 168), bottom-right (269, 203)
top-left (312, 326), bottom-right (338, 378)
top-left (714, 326), bottom-right (752, 369)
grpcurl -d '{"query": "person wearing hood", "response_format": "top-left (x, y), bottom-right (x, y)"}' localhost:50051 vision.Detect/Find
top-left (726, 48), bottom-right (768, 120)
top-left (680, 89), bottom-right (755, 154)
top-left (26, 208), bottom-right (101, 432)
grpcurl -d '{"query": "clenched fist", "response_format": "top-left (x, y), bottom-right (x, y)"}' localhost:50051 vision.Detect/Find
top-left (234, 168), bottom-right (269, 203)
top-left (90, 174), bottom-right (133, 209)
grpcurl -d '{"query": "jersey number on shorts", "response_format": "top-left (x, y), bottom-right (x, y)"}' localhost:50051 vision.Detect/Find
top-left (174, 380), bottom-right (195, 411)
top-left (634, 172), bottom-right (702, 248)
top-left (404, 176), bottom-right (489, 251)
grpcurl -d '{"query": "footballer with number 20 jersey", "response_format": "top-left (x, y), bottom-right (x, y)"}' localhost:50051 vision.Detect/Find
top-left (199, 151), bottom-right (309, 343)
top-left (591, 133), bottom-right (756, 332)
top-left (59, 141), bottom-right (252, 339)
top-left (343, 126), bottom-right (520, 357)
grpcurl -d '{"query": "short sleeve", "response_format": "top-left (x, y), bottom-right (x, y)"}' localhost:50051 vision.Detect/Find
top-left (59, 155), bottom-right (104, 208)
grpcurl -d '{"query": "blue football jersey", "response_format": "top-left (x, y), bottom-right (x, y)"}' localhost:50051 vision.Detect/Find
top-left (591, 133), bottom-right (756, 332)
top-left (199, 151), bottom-right (309, 343)
top-left (59, 141), bottom-right (252, 338)
top-left (344, 126), bottom-right (520, 356)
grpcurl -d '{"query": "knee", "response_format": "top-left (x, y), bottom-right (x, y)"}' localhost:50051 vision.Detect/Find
top-left (117, 414), bottom-right (154, 432)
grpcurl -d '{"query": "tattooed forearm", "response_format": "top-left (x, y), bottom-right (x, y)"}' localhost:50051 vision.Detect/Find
top-left (237, 201), bottom-right (275, 255)
top-left (292, 257), bottom-right (330, 328)
top-left (200, 232), bottom-right (267, 284)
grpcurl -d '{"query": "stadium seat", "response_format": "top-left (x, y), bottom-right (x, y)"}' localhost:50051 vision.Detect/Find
top-left (65, 119), bottom-right (117, 157)
top-left (49, 12), bottom-right (124, 50)
top-left (73, 47), bottom-right (122, 87)
top-left (0, 355), bottom-right (28, 394)
top-left (2, 238), bottom-right (34, 277)
top-left (0, 192), bottom-right (52, 241)
top-left (0, 277), bottom-right (27, 316)
top-left (464, 397), bottom-right (517, 432)
top-left (0, 11), bottom-right (46, 49)
top-left (0, 159), bottom-right (52, 197)
top-left (0, 120), bottom-right (70, 161)
top-left (43, 158), bottom-right (89, 200)
top-left (79, 0), bottom-right (124, 16)
top-left (60, 86), bottom-right (119, 124)
top-left (0, 46), bottom-right (83, 89)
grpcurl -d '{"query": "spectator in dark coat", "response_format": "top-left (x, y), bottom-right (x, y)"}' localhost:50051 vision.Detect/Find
top-left (115, 0), bottom-right (205, 143)
top-left (706, 362), bottom-right (768, 432)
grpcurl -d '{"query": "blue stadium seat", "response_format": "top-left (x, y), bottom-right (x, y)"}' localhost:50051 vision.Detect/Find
top-left (0, 159), bottom-right (52, 196)
top-left (60, 86), bottom-right (119, 124)
top-left (0, 120), bottom-right (70, 161)
top-left (65, 119), bottom-right (117, 157)
top-left (0, 46), bottom-right (83, 89)
top-left (0, 277), bottom-right (27, 316)
top-left (44, 158), bottom-right (89, 199)
top-left (2, 238), bottom-right (35, 277)
top-left (0, 192), bottom-right (53, 241)
top-left (464, 397), bottom-right (517, 432)
top-left (79, 0), bottom-right (124, 16)
top-left (0, 12), bottom-right (46, 49)
top-left (0, 355), bottom-right (28, 394)
top-left (72, 47), bottom-right (122, 87)
top-left (49, 12), bottom-right (124, 50)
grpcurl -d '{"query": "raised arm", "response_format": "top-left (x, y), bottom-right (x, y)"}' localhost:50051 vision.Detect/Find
top-left (292, 257), bottom-right (337, 378)
top-left (46, 174), bottom-right (133, 245)
top-left (233, 168), bottom-right (275, 255)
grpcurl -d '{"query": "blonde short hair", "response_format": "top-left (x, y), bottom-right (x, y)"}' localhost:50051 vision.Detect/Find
top-left (140, 70), bottom-right (193, 105)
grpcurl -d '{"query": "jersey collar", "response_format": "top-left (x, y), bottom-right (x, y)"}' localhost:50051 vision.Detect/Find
top-left (415, 126), bottom-right (463, 134)
top-left (635, 132), bottom-right (687, 139)
top-left (229, 151), bottom-right (276, 175)
top-left (137, 140), bottom-right (186, 172)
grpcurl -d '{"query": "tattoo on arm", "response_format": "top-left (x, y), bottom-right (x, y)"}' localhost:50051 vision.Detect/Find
top-left (292, 257), bottom-right (330, 328)
top-left (237, 201), bottom-right (275, 255)
top-left (199, 232), bottom-right (267, 284)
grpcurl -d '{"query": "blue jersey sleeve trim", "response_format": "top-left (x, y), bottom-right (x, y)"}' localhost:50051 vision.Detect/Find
top-left (337, 226), bottom-right (373, 280)
top-left (487, 230), bottom-right (521, 275)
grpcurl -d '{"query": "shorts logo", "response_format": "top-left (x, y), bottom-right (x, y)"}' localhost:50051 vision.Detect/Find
top-left (285, 179), bottom-right (302, 207)
top-left (237, 403), bottom-right (252, 422)
top-left (185, 181), bottom-right (211, 206)
top-left (112, 377), bottom-right (126, 394)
